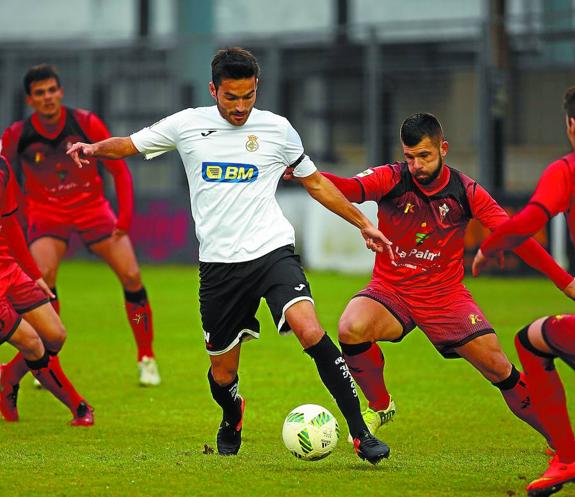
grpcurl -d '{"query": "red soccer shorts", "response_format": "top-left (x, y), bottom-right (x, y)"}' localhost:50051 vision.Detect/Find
top-left (0, 264), bottom-right (50, 343)
top-left (27, 199), bottom-right (116, 246)
top-left (355, 281), bottom-right (494, 358)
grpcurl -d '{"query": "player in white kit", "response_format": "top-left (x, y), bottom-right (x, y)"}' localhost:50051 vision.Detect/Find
top-left (67, 47), bottom-right (392, 462)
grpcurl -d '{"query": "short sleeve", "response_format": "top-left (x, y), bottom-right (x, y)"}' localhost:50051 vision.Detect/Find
top-left (284, 122), bottom-right (317, 178)
top-left (354, 166), bottom-right (396, 201)
top-left (529, 160), bottom-right (571, 218)
top-left (130, 111), bottom-right (186, 160)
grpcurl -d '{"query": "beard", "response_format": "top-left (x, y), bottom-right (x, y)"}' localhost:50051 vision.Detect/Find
top-left (413, 156), bottom-right (443, 185)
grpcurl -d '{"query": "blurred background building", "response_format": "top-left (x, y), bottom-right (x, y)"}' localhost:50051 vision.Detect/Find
top-left (0, 0), bottom-right (574, 270)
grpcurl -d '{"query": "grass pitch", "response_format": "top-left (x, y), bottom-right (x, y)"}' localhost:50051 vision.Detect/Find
top-left (1, 261), bottom-right (574, 497)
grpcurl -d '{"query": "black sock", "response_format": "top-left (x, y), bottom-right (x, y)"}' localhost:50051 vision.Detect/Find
top-left (305, 333), bottom-right (367, 438)
top-left (208, 368), bottom-right (242, 426)
top-left (124, 287), bottom-right (148, 305)
top-left (25, 350), bottom-right (50, 370)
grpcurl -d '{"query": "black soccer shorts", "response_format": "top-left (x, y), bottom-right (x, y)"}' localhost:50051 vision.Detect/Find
top-left (199, 245), bottom-right (314, 355)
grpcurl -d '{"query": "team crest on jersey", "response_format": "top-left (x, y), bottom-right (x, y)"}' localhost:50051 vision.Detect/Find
top-left (34, 152), bottom-right (44, 164)
top-left (356, 168), bottom-right (374, 178)
top-left (439, 202), bottom-right (450, 220)
top-left (202, 162), bottom-right (259, 183)
top-left (246, 135), bottom-right (259, 152)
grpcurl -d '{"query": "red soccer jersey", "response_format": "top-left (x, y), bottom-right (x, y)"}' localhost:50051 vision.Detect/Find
top-left (0, 155), bottom-right (41, 282)
top-left (324, 162), bottom-right (572, 293)
top-left (1, 106), bottom-right (133, 231)
top-left (482, 152), bottom-right (575, 254)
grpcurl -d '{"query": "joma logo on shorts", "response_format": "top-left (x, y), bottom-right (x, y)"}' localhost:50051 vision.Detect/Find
top-left (202, 162), bottom-right (259, 183)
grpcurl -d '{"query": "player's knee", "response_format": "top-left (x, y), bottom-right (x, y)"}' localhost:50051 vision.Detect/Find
top-left (481, 354), bottom-right (513, 383)
top-left (337, 315), bottom-right (366, 344)
top-left (18, 331), bottom-right (45, 359)
top-left (121, 269), bottom-right (142, 290)
top-left (289, 314), bottom-right (323, 346)
top-left (43, 319), bottom-right (67, 351)
top-left (211, 366), bottom-right (238, 386)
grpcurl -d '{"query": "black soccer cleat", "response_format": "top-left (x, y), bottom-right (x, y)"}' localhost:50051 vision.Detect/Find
top-left (217, 396), bottom-right (245, 456)
top-left (353, 430), bottom-right (390, 465)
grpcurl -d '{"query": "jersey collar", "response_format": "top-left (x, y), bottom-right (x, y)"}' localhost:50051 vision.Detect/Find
top-left (412, 164), bottom-right (451, 196)
top-left (31, 106), bottom-right (67, 139)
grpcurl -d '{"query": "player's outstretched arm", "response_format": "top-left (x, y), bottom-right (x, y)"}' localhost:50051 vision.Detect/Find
top-left (67, 137), bottom-right (138, 167)
top-left (471, 186), bottom-right (573, 292)
top-left (299, 171), bottom-right (393, 258)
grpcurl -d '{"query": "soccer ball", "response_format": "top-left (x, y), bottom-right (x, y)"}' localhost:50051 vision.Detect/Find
top-left (282, 404), bottom-right (339, 461)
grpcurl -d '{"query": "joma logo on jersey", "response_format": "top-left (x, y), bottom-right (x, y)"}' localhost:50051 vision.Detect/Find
top-left (202, 162), bottom-right (259, 183)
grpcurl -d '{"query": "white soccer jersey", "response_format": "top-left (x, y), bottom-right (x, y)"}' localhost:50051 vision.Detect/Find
top-left (131, 106), bottom-right (317, 262)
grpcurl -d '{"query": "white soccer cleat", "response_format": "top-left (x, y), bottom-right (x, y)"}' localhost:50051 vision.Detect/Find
top-left (138, 356), bottom-right (161, 386)
top-left (348, 397), bottom-right (397, 443)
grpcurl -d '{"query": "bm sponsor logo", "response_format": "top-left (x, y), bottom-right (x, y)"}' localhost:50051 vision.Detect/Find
top-left (202, 162), bottom-right (259, 183)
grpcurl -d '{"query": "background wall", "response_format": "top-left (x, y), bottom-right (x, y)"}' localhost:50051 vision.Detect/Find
top-left (1, 0), bottom-right (573, 270)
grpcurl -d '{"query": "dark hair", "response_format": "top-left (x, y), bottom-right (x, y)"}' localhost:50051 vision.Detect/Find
top-left (564, 86), bottom-right (575, 119)
top-left (400, 113), bottom-right (444, 147)
top-left (211, 47), bottom-right (260, 90)
top-left (23, 64), bottom-right (61, 95)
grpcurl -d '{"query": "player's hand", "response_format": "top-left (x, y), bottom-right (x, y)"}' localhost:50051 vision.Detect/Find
top-left (471, 249), bottom-right (488, 276)
top-left (361, 225), bottom-right (394, 260)
top-left (282, 166), bottom-right (295, 181)
top-left (35, 278), bottom-right (55, 299)
top-left (67, 142), bottom-right (95, 168)
top-left (562, 278), bottom-right (575, 300)
top-left (472, 248), bottom-right (506, 276)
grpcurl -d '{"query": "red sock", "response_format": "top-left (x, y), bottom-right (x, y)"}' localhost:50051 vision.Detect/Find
top-left (341, 342), bottom-right (391, 411)
top-left (124, 288), bottom-right (154, 361)
top-left (495, 365), bottom-right (552, 444)
top-left (4, 352), bottom-right (30, 385)
top-left (517, 321), bottom-right (575, 462)
top-left (29, 354), bottom-right (84, 414)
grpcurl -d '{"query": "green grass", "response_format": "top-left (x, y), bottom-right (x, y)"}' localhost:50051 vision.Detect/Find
top-left (1, 262), bottom-right (574, 497)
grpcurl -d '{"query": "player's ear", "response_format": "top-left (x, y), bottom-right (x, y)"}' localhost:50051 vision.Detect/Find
top-left (209, 82), bottom-right (217, 100)
top-left (440, 140), bottom-right (449, 157)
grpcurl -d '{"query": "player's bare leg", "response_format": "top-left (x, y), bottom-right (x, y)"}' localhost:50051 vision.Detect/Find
top-left (29, 236), bottom-right (67, 313)
top-left (208, 343), bottom-right (244, 455)
top-left (286, 300), bottom-right (390, 464)
top-left (2, 313), bottom-right (92, 425)
top-left (1, 318), bottom-right (44, 421)
top-left (338, 297), bottom-right (401, 438)
top-left (2, 294), bottom-right (66, 400)
top-left (22, 304), bottom-right (93, 425)
top-left (90, 234), bottom-right (159, 386)
top-left (455, 333), bottom-right (550, 442)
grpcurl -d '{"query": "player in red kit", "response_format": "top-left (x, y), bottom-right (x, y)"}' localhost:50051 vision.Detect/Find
top-left (0, 154), bottom-right (93, 425)
top-left (308, 113), bottom-right (575, 461)
top-left (1, 64), bottom-right (160, 386)
top-left (473, 88), bottom-right (575, 497)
